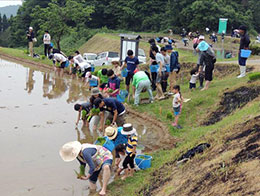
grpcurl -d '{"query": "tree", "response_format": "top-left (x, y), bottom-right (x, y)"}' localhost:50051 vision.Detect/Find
top-left (0, 14), bottom-right (2, 32)
top-left (2, 14), bottom-right (9, 31)
top-left (31, 0), bottom-right (93, 50)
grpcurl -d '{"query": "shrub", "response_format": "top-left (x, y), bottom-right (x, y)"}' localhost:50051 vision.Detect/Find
top-left (249, 72), bottom-right (260, 81)
top-left (166, 112), bottom-right (173, 120)
top-left (250, 44), bottom-right (260, 55)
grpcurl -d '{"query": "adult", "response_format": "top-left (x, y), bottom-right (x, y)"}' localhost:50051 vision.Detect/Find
top-left (74, 51), bottom-right (85, 65)
top-left (165, 45), bottom-right (180, 94)
top-left (104, 126), bottom-right (127, 170)
top-left (49, 53), bottom-right (67, 77)
top-left (49, 45), bottom-right (67, 57)
top-left (132, 69), bottom-right (153, 106)
top-left (43, 30), bottom-right (51, 57)
top-left (121, 50), bottom-right (139, 96)
top-left (26, 27), bottom-right (35, 57)
top-left (94, 98), bottom-right (126, 131)
top-left (151, 46), bottom-right (165, 99)
top-left (197, 41), bottom-right (216, 91)
top-left (196, 35), bottom-right (206, 88)
top-left (59, 141), bottom-right (113, 196)
top-left (236, 25), bottom-right (251, 78)
top-left (160, 47), bottom-right (170, 92)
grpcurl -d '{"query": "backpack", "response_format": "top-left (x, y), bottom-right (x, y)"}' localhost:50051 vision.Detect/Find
top-left (171, 51), bottom-right (181, 73)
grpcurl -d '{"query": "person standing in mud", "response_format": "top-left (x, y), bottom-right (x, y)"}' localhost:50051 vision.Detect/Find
top-left (59, 141), bottom-right (113, 196)
top-left (236, 25), bottom-right (250, 78)
top-left (49, 53), bottom-right (68, 77)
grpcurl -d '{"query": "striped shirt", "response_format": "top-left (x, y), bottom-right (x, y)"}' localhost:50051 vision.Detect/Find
top-left (126, 134), bottom-right (138, 155)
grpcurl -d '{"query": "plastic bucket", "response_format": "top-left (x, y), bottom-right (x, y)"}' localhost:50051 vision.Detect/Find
top-left (120, 90), bottom-right (128, 97)
top-left (89, 79), bottom-right (98, 87)
top-left (240, 49), bottom-right (252, 58)
top-left (150, 64), bottom-right (159, 73)
top-left (117, 94), bottom-right (125, 103)
top-left (135, 155), bottom-right (152, 170)
top-left (65, 60), bottom-right (70, 68)
top-left (94, 136), bottom-right (115, 152)
top-left (121, 68), bottom-right (128, 77)
top-left (166, 64), bottom-right (170, 72)
top-left (91, 65), bottom-right (95, 72)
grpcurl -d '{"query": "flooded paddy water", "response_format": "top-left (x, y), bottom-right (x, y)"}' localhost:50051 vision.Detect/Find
top-left (0, 59), bottom-right (174, 196)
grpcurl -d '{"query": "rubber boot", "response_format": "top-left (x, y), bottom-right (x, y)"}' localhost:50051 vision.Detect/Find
top-left (237, 66), bottom-right (246, 78)
top-left (199, 73), bottom-right (204, 88)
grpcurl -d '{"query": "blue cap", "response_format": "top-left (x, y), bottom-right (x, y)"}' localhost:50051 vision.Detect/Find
top-left (198, 41), bottom-right (209, 51)
top-left (165, 45), bottom-right (173, 50)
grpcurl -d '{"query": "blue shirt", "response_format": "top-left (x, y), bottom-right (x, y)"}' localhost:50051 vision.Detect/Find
top-left (114, 127), bottom-right (128, 147)
top-left (125, 56), bottom-right (139, 74)
top-left (101, 98), bottom-right (125, 115)
top-left (78, 148), bottom-right (97, 175)
top-left (108, 76), bottom-right (120, 90)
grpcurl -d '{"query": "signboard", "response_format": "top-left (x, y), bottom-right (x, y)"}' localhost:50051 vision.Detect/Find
top-left (218, 18), bottom-right (228, 34)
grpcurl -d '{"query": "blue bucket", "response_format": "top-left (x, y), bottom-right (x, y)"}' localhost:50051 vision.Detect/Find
top-left (135, 155), bottom-right (152, 170)
top-left (117, 94), bottom-right (125, 103)
top-left (240, 49), bottom-right (252, 58)
top-left (150, 64), bottom-right (159, 73)
top-left (94, 136), bottom-right (115, 152)
top-left (91, 65), bottom-right (95, 72)
top-left (120, 90), bottom-right (128, 97)
top-left (89, 79), bottom-right (98, 87)
top-left (65, 60), bottom-right (70, 68)
top-left (165, 64), bottom-right (170, 72)
top-left (121, 68), bottom-right (128, 77)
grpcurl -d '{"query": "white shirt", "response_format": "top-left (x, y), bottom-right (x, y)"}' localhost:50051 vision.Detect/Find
top-left (190, 73), bottom-right (199, 84)
top-left (43, 33), bottom-right (51, 44)
top-left (74, 54), bottom-right (85, 65)
top-left (79, 62), bottom-right (91, 72)
top-left (53, 53), bottom-right (67, 62)
top-left (172, 93), bottom-right (181, 108)
top-left (86, 75), bottom-right (98, 81)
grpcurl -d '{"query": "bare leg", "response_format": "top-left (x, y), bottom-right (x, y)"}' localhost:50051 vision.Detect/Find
top-left (172, 115), bottom-right (179, 126)
top-left (156, 83), bottom-right (165, 99)
top-left (89, 181), bottom-right (96, 192)
top-left (201, 81), bottom-right (211, 91)
top-left (99, 165), bottom-right (111, 195)
top-left (121, 168), bottom-right (129, 180)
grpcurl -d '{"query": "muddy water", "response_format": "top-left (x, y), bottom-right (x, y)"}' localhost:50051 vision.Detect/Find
top-left (0, 59), bottom-right (169, 196)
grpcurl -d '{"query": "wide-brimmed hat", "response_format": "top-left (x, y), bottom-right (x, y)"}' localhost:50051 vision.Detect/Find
top-left (59, 141), bottom-right (82, 162)
top-left (198, 35), bottom-right (205, 40)
top-left (91, 87), bottom-right (100, 96)
top-left (165, 45), bottom-right (173, 50)
top-left (105, 126), bottom-right (118, 140)
top-left (197, 41), bottom-right (209, 52)
top-left (121, 123), bottom-right (137, 135)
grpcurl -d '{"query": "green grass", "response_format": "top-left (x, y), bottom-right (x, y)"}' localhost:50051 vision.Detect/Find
top-left (108, 75), bottom-right (260, 196)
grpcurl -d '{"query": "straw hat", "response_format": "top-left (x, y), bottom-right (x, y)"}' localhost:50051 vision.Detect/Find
top-left (59, 141), bottom-right (82, 162)
top-left (121, 123), bottom-right (137, 135)
top-left (105, 126), bottom-right (118, 140)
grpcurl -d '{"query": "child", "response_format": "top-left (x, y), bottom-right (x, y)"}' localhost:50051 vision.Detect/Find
top-left (97, 69), bottom-right (109, 89)
top-left (85, 72), bottom-right (100, 90)
top-left (189, 68), bottom-right (199, 90)
top-left (74, 102), bottom-right (92, 127)
top-left (106, 69), bottom-right (120, 97)
top-left (172, 85), bottom-right (183, 129)
top-left (114, 144), bottom-right (127, 176)
top-left (112, 61), bottom-right (122, 78)
top-left (121, 123), bottom-right (138, 180)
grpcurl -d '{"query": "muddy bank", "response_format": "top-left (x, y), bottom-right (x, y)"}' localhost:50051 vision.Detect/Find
top-left (140, 115), bottom-right (260, 196)
top-left (203, 86), bottom-right (260, 126)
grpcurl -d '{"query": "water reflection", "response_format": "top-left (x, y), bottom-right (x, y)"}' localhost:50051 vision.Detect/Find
top-left (23, 67), bottom-right (90, 102)
top-left (24, 69), bottom-right (35, 94)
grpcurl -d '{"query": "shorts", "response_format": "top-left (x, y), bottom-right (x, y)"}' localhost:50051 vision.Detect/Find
top-left (60, 62), bottom-right (66, 69)
top-left (189, 82), bottom-right (196, 89)
top-left (100, 83), bottom-right (107, 89)
top-left (125, 72), bottom-right (134, 86)
top-left (123, 154), bottom-right (135, 169)
top-left (161, 71), bottom-right (169, 81)
top-left (173, 106), bottom-right (181, 116)
top-left (205, 64), bottom-right (214, 81)
top-left (238, 53), bottom-right (247, 66)
top-left (89, 159), bottom-right (113, 183)
top-left (107, 112), bottom-right (126, 127)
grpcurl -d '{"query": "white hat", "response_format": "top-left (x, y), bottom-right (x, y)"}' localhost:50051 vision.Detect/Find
top-left (59, 141), bottom-right (82, 162)
top-left (121, 123), bottom-right (137, 135)
top-left (199, 35), bottom-right (205, 40)
top-left (29, 27), bottom-right (33, 30)
top-left (105, 126), bottom-right (118, 140)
